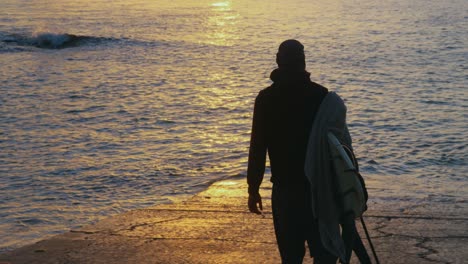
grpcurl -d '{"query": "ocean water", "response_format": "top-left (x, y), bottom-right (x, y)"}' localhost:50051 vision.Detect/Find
top-left (0, 0), bottom-right (466, 252)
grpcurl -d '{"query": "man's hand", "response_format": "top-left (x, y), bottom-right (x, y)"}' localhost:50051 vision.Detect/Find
top-left (248, 192), bottom-right (263, 214)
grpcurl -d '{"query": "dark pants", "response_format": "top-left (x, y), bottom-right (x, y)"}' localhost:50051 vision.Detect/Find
top-left (272, 183), bottom-right (338, 264)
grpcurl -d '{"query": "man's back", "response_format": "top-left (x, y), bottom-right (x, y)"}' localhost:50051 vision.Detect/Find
top-left (247, 68), bottom-right (328, 189)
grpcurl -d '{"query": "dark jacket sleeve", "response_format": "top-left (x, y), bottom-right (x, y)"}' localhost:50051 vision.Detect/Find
top-left (247, 93), bottom-right (267, 195)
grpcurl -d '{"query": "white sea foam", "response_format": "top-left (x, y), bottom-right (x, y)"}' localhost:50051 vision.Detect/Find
top-left (32, 32), bottom-right (73, 48)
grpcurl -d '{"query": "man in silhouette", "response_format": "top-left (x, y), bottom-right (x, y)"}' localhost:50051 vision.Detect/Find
top-left (247, 39), bottom-right (336, 263)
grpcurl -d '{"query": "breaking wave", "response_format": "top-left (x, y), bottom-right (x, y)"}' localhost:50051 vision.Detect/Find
top-left (1, 32), bottom-right (114, 49)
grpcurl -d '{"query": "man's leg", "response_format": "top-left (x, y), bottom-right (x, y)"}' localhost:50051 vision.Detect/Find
top-left (272, 184), bottom-right (307, 264)
top-left (305, 187), bottom-right (338, 264)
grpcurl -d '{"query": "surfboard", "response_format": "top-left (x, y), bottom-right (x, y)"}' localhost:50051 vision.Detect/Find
top-left (327, 132), bottom-right (366, 218)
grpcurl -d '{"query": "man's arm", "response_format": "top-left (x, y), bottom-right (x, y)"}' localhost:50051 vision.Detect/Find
top-left (247, 94), bottom-right (267, 214)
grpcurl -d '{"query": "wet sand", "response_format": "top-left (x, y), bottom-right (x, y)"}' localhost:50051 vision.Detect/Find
top-left (1, 179), bottom-right (466, 263)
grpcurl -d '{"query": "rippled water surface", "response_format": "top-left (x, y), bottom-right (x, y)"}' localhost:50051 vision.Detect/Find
top-left (0, 0), bottom-right (466, 252)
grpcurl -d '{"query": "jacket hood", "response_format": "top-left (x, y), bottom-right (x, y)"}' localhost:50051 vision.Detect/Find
top-left (270, 68), bottom-right (311, 84)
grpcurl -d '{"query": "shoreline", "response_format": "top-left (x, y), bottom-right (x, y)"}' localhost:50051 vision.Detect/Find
top-left (1, 179), bottom-right (466, 263)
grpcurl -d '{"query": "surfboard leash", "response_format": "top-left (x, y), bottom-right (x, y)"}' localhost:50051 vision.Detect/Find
top-left (360, 216), bottom-right (380, 264)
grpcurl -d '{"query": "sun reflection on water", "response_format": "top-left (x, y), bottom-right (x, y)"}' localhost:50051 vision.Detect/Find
top-left (211, 1), bottom-right (231, 8)
top-left (204, 1), bottom-right (239, 46)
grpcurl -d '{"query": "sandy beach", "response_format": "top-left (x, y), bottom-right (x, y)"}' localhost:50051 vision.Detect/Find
top-left (1, 179), bottom-right (466, 264)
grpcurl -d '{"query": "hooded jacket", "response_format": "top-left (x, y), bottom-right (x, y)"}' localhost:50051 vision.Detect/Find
top-left (247, 69), bottom-right (328, 194)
